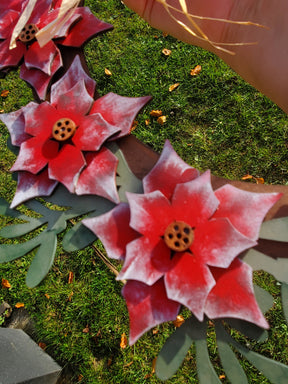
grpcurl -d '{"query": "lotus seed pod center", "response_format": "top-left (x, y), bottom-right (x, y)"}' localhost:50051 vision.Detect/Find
top-left (164, 221), bottom-right (194, 252)
top-left (52, 118), bottom-right (77, 141)
top-left (19, 24), bottom-right (39, 43)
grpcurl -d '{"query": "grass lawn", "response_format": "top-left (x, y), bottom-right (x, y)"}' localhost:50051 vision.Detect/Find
top-left (1, 1), bottom-right (288, 383)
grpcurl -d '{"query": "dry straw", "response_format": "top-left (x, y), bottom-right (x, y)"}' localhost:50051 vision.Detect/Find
top-left (156, 0), bottom-right (267, 54)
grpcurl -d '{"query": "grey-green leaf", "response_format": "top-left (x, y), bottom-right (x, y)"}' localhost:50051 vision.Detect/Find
top-left (243, 248), bottom-right (288, 283)
top-left (260, 217), bottom-right (288, 242)
top-left (215, 322), bottom-right (248, 384)
top-left (0, 237), bottom-right (41, 263)
top-left (281, 283), bottom-right (288, 325)
top-left (63, 222), bottom-right (97, 252)
top-left (25, 231), bottom-right (57, 288)
top-left (155, 319), bottom-right (194, 380)
top-left (0, 217), bottom-right (46, 238)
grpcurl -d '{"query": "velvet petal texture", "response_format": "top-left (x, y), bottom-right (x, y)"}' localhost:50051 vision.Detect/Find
top-left (1, 56), bottom-right (151, 206)
top-left (84, 141), bottom-right (282, 344)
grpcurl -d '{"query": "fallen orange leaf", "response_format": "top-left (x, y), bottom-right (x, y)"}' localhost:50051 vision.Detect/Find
top-left (44, 293), bottom-right (50, 299)
top-left (67, 291), bottom-right (74, 302)
top-left (242, 174), bottom-right (265, 184)
top-left (1, 278), bottom-right (11, 289)
top-left (255, 177), bottom-right (265, 184)
top-left (152, 328), bottom-right (159, 335)
top-left (105, 68), bottom-right (112, 76)
top-left (120, 333), bottom-right (128, 349)
top-left (219, 375), bottom-right (226, 379)
top-left (169, 83), bottom-right (180, 92)
top-left (162, 48), bottom-right (171, 56)
top-left (150, 110), bottom-right (162, 117)
top-left (15, 302), bottom-right (25, 308)
top-left (144, 357), bottom-right (157, 379)
top-left (131, 120), bottom-right (138, 132)
top-left (157, 115), bottom-right (167, 125)
top-left (1, 90), bottom-right (9, 97)
top-left (173, 315), bottom-right (185, 328)
top-left (82, 325), bottom-right (90, 333)
top-left (190, 64), bottom-right (202, 76)
top-left (38, 342), bottom-right (47, 350)
top-left (0, 109), bottom-right (4, 113)
top-left (145, 119), bottom-right (150, 126)
top-left (68, 271), bottom-right (74, 284)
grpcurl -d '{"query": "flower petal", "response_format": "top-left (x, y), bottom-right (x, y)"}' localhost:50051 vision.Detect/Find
top-left (192, 218), bottom-right (257, 268)
top-left (58, 7), bottom-right (113, 47)
top-left (73, 114), bottom-right (120, 151)
top-left (214, 185), bottom-right (282, 240)
top-left (122, 279), bottom-right (180, 345)
top-left (20, 49), bottom-right (62, 100)
top-left (55, 80), bottom-right (93, 116)
top-left (23, 102), bottom-right (57, 138)
top-left (127, 190), bottom-right (173, 238)
top-left (50, 55), bottom-right (96, 103)
top-left (76, 148), bottom-right (119, 203)
top-left (24, 41), bottom-right (59, 75)
top-left (165, 252), bottom-right (215, 321)
top-left (0, 39), bottom-right (25, 70)
top-left (90, 93), bottom-right (151, 139)
top-left (143, 140), bottom-right (199, 199)
top-left (205, 259), bottom-right (269, 329)
top-left (0, 108), bottom-right (30, 146)
top-left (48, 144), bottom-right (85, 192)
top-left (83, 203), bottom-right (137, 260)
top-left (11, 137), bottom-right (58, 174)
top-left (29, 0), bottom-right (51, 24)
top-left (0, 10), bottom-right (18, 39)
top-left (118, 236), bottom-right (170, 285)
top-left (10, 169), bottom-right (58, 208)
top-left (172, 171), bottom-right (219, 227)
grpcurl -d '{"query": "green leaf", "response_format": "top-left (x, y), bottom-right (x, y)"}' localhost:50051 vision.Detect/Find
top-left (63, 221), bottom-right (97, 252)
top-left (254, 284), bottom-right (274, 314)
top-left (281, 283), bottom-right (288, 325)
top-left (260, 217), bottom-right (288, 242)
top-left (107, 142), bottom-right (143, 202)
top-left (25, 231), bottom-right (57, 288)
top-left (0, 217), bottom-right (46, 238)
top-left (215, 322), bottom-right (248, 384)
top-left (218, 321), bottom-right (288, 384)
top-left (243, 248), bottom-right (288, 283)
top-left (193, 320), bottom-right (222, 384)
top-left (155, 319), bottom-right (194, 380)
top-left (0, 236), bottom-right (41, 263)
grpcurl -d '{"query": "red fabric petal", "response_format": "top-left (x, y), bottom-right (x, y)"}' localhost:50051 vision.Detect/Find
top-left (165, 252), bottom-right (215, 321)
top-left (55, 80), bottom-right (93, 117)
top-left (192, 218), bottom-right (257, 268)
top-left (127, 190), bottom-right (174, 238)
top-left (23, 101), bottom-right (58, 138)
top-left (90, 93), bottom-right (151, 139)
top-left (172, 171), bottom-right (219, 227)
top-left (214, 185), bottom-right (282, 240)
top-left (11, 137), bottom-right (58, 174)
top-left (24, 40), bottom-right (59, 75)
top-left (122, 279), bottom-right (180, 345)
top-left (0, 10), bottom-right (18, 39)
top-left (29, 0), bottom-right (51, 24)
top-left (0, 39), bottom-right (25, 70)
top-left (73, 114), bottom-right (120, 151)
top-left (0, 1), bottom-right (25, 13)
top-left (118, 236), bottom-right (170, 285)
top-left (58, 7), bottom-right (113, 47)
top-left (50, 55), bottom-right (96, 103)
top-left (143, 140), bottom-right (199, 199)
top-left (48, 144), bottom-right (85, 193)
top-left (20, 48), bottom-right (62, 100)
top-left (76, 149), bottom-right (119, 202)
top-left (0, 108), bottom-right (30, 146)
top-left (83, 203), bottom-right (138, 260)
top-left (205, 259), bottom-right (269, 329)
top-left (11, 169), bottom-right (58, 208)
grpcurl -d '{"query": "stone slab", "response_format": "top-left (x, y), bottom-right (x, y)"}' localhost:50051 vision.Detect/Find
top-left (0, 328), bottom-right (61, 384)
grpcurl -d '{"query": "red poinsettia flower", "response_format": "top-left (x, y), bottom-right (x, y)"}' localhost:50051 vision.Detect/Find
top-left (0, 0), bottom-right (112, 99)
top-left (0, 56), bottom-right (151, 208)
top-left (83, 140), bottom-right (282, 344)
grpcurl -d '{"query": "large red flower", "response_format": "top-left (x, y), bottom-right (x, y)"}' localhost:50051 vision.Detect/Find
top-left (83, 140), bottom-right (282, 344)
top-left (0, 0), bottom-right (112, 99)
top-left (0, 56), bottom-right (151, 208)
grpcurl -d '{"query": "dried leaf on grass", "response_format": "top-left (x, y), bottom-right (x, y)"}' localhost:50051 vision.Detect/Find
top-left (105, 68), bottom-right (112, 76)
top-left (15, 302), bottom-right (25, 308)
top-left (120, 333), bottom-right (128, 349)
top-left (157, 115), bottom-right (167, 125)
top-left (0, 90), bottom-right (9, 97)
top-left (144, 357), bottom-right (157, 379)
top-left (242, 174), bottom-right (265, 184)
top-left (1, 278), bottom-right (11, 289)
top-left (190, 64), bottom-right (202, 76)
top-left (169, 83), bottom-right (180, 92)
top-left (162, 48), bottom-right (171, 56)
top-left (68, 271), bottom-right (74, 284)
top-left (150, 110), bottom-right (162, 117)
top-left (173, 315), bottom-right (185, 327)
